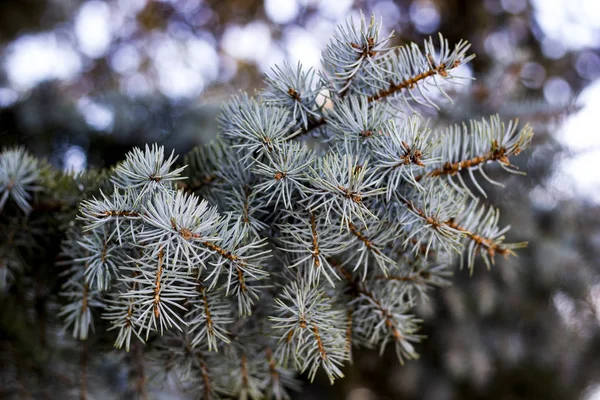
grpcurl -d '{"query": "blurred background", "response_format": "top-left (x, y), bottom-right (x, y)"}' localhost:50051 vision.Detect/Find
top-left (1, 0), bottom-right (599, 399)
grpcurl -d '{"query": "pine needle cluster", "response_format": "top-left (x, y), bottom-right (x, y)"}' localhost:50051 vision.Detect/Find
top-left (0, 13), bottom-right (533, 399)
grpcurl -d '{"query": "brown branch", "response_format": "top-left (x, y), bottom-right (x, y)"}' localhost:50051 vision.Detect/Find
top-left (291, 54), bottom-right (452, 139)
top-left (262, 136), bottom-right (275, 152)
top-left (330, 259), bottom-right (405, 342)
top-left (170, 219), bottom-right (249, 293)
top-left (265, 347), bottom-right (280, 389)
top-left (93, 210), bottom-right (140, 218)
top-left (274, 171), bottom-right (287, 180)
top-left (311, 323), bottom-right (328, 360)
top-left (368, 70), bottom-right (436, 102)
top-left (153, 248), bottom-right (164, 319)
top-left (401, 198), bottom-right (444, 231)
top-left (360, 130), bottom-right (375, 138)
top-left (309, 211), bottom-right (321, 268)
top-left (199, 359), bottom-right (212, 399)
top-left (198, 283), bottom-right (214, 338)
top-left (132, 341), bottom-right (147, 400)
top-left (423, 140), bottom-right (510, 180)
top-left (182, 336), bottom-right (213, 398)
top-left (410, 237), bottom-right (435, 258)
top-left (81, 283), bottom-right (89, 315)
top-left (345, 309), bottom-right (353, 359)
top-left (400, 197), bottom-right (512, 258)
top-left (241, 352), bottom-right (249, 392)
top-left (445, 218), bottom-right (512, 258)
top-left (170, 219), bottom-right (237, 260)
top-left (199, 240), bottom-right (236, 261)
top-left (201, 240), bottom-right (247, 293)
top-left (242, 185), bottom-right (251, 225)
top-left (367, 57), bottom-right (458, 102)
top-left (163, 350), bottom-right (177, 375)
top-left (286, 329), bottom-right (295, 343)
top-left (80, 254), bottom-right (91, 317)
top-left (347, 221), bottom-right (382, 256)
top-left (124, 271), bottom-right (139, 329)
top-left (80, 340), bottom-right (88, 400)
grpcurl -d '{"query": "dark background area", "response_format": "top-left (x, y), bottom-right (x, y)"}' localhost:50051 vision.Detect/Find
top-left (1, 0), bottom-right (600, 399)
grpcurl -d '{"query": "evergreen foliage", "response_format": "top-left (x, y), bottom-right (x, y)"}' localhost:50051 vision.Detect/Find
top-left (0, 13), bottom-right (533, 399)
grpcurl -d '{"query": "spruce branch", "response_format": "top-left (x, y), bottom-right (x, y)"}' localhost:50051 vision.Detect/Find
top-left (270, 281), bottom-right (347, 384)
top-left (120, 247), bottom-right (197, 339)
top-left (150, 329), bottom-right (222, 398)
top-left (0, 11), bottom-right (538, 398)
top-left (365, 34), bottom-right (475, 108)
top-left (59, 228), bottom-right (106, 340)
top-left (322, 13), bottom-right (394, 96)
top-left (333, 260), bottom-right (421, 363)
top-left (326, 95), bottom-right (390, 145)
top-left (78, 187), bottom-right (141, 244)
top-left (202, 217), bottom-right (270, 316)
top-left (423, 115), bottom-right (534, 196)
top-left (59, 265), bottom-right (105, 340)
top-left (220, 94), bottom-right (298, 160)
top-left (112, 143), bottom-right (186, 201)
top-left (278, 209), bottom-right (346, 286)
top-left (447, 200), bottom-right (527, 271)
top-left (76, 229), bottom-right (119, 291)
top-left (372, 116), bottom-right (441, 199)
top-left (396, 180), bottom-right (465, 256)
top-left (375, 256), bottom-right (452, 301)
top-left (0, 147), bottom-right (41, 214)
top-left (264, 62), bottom-right (322, 129)
top-left (187, 283), bottom-right (233, 351)
top-left (103, 270), bottom-right (145, 351)
top-left (263, 346), bottom-right (297, 400)
top-left (139, 190), bottom-right (220, 271)
top-left (308, 153), bottom-right (385, 230)
top-left (252, 142), bottom-right (314, 210)
top-left (344, 218), bottom-right (397, 279)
